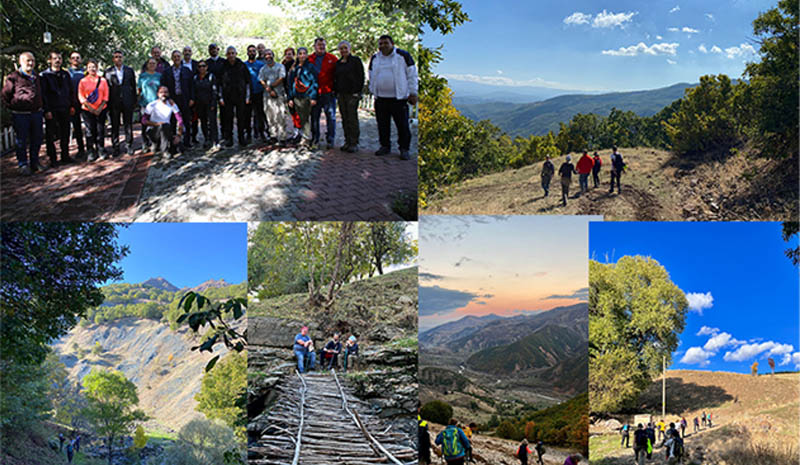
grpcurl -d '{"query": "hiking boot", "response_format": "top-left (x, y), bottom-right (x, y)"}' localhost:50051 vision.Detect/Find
top-left (374, 146), bottom-right (390, 156)
top-left (31, 163), bottom-right (48, 173)
top-left (400, 150), bottom-right (411, 160)
top-left (18, 164), bottom-right (31, 176)
top-left (340, 143), bottom-right (350, 151)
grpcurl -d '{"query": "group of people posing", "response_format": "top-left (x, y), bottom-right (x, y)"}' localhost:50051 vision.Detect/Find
top-left (1, 34), bottom-right (417, 175)
top-left (293, 326), bottom-right (360, 373)
top-left (540, 147), bottom-right (626, 206)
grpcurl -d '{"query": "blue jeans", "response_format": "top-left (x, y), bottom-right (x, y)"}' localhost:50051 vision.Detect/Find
top-left (311, 92), bottom-right (336, 145)
top-left (579, 173), bottom-right (589, 192)
top-left (295, 350), bottom-right (316, 373)
top-left (13, 111), bottom-right (43, 167)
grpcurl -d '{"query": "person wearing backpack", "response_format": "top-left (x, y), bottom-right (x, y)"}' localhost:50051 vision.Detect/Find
top-left (65, 439), bottom-right (74, 463)
top-left (534, 440), bottom-right (545, 465)
top-left (435, 419), bottom-right (471, 465)
top-left (707, 412), bottom-right (712, 427)
top-left (664, 429), bottom-right (684, 464)
top-left (609, 146), bottom-right (625, 194)
top-left (418, 409), bottom-right (432, 465)
top-left (558, 155), bottom-right (577, 206)
top-left (630, 424), bottom-right (646, 465)
top-left (620, 423), bottom-right (630, 447)
top-left (591, 151), bottom-right (602, 187)
top-left (645, 423), bottom-right (656, 459)
top-left (693, 416), bottom-right (699, 434)
top-left (287, 47), bottom-right (319, 148)
top-left (77, 59), bottom-right (109, 161)
top-left (540, 156), bottom-right (555, 197)
top-left (515, 438), bottom-right (532, 465)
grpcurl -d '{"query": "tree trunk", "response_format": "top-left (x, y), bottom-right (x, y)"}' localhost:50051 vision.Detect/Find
top-left (107, 434), bottom-right (114, 465)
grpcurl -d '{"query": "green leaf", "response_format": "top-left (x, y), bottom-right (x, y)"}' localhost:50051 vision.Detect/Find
top-left (205, 355), bottom-right (220, 372)
top-left (181, 293), bottom-right (196, 312)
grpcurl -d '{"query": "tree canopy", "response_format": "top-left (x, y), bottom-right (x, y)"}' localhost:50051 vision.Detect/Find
top-left (195, 352), bottom-right (247, 439)
top-left (589, 256), bottom-right (688, 413)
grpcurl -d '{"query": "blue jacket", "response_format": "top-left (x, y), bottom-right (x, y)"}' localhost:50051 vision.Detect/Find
top-left (435, 426), bottom-right (470, 459)
top-left (288, 61), bottom-right (318, 100)
top-left (160, 65), bottom-right (195, 102)
top-left (294, 333), bottom-right (310, 352)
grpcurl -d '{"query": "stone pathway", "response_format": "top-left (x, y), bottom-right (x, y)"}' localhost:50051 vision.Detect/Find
top-left (0, 109), bottom-right (417, 221)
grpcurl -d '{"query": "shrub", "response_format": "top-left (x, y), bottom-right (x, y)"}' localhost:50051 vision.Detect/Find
top-left (162, 418), bottom-right (243, 465)
top-left (420, 400), bottom-right (453, 425)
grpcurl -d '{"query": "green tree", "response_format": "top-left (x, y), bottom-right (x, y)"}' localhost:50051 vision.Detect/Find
top-left (740, 0), bottom-right (798, 159)
top-left (133, 425), bottom-right (148, 450)
top-left (495, 420), bottom-right (519, 440)
top-left (420, 400), bottom-right (453, 425)
top-left (194, 352), bottom-right (247, 439)
top-left (589, 256), bottom-right (688, 413)
top-left (367, 222), bottom-right (416, 276)
top-left (782, 221), bottom-right (799, 265)
top-left (82, 369), bottom-right (148, 465)
top-left (163, 418), bottom-right (244, 465)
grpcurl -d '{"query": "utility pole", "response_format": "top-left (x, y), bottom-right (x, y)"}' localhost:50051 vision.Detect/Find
top-left (662, 355), bottom-right (666, 419)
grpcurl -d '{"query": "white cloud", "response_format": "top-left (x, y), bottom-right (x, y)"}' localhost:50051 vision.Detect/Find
top-left (667, 59), bottom-right (677, 65)
top-left (670, 5), bottom-right (680, 13)
top-left (593, 10), bottom-right (637, 29)
top-left (496, 70), bottom-right (503, 75)
top-left (703, 332), bottom-right (744, 352)
top-left (656, 35), bottom-right (663, 40)
top-left (441, 73), bottom-right (602, 91)
top-left (724, 43), bottom-right (756, 59)
top-left (602, 42), bottom-right (679, 57)
top-left (705, 13), bottom-right (715, 22)
top-left (667, 27), bottom-right (679, 32)
top-left (794, 352), bottom-right (800, 368)
top-left (698, 44), bottom-right (708, 53)
top-left (697, 326), bottom-right (719, 336)
top-left (564, 12), bottom-right (591, 25)
top-left (681, 347), bottom-right (714, 366)
top-left (723, 341), bottom-right (795, 362)
top-left (686, 292), bottom-right (714, 314)
top-left (682, 26), bottom-right (700, 34)
top-left (711, 45), bottom-right (723, 53)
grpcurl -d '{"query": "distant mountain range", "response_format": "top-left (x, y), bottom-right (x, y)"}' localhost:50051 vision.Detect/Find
top-left (453, 82), bottom-right (697, 137)
top-left (447, 79), bottom-right (598, 104)
top-left (140, 277), bottom-right (232, 293)
top-left (142, 277), bottom-right (179, 292)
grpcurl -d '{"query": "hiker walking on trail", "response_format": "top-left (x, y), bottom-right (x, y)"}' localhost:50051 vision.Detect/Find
top-left (620, 423), bottom-right (630, 447)
top-left (435, 419), bottom-right (471, 465)
top-left (516, 438), bottom-right (532, 465)
top-left (534, 441), bottom-right (545, 465)
top-left (664, 429), bottom-right (684, 464)
top-left (693, 416), bottom-right (699, 433)
top-left (323, 333), bottom-right (342, 369)
top-left (419, 409), bottom-right (432, 465)
top-left (666, 422), bottom-right (679, 445)
top-left (707, 412), bottom-right (712, 427)
top-left (633, 424), bottom-right (648, 465)
top-left (59, 433), bottom-right (65, 451)
top-left (680, 417), bottom-right (687, 438)
top-left (462, 423), bottom-right (474, 462)
top-left (645, 423), bottom-right (656, 459)
top-left (656, 419), bottom-right (666, 442)
top-left (591, 152), bottom-right (602, 187)
top-left (343, 335), bottom-right (359, 372)
top-left (701, 412), bottom-right (706, 428)
top-left (540, 156), bottom-right (555, 197)
top-left (65, 438), bottom-right (74, 463)
top-left (576, 151), bottom-right (594, 194)
top-left (558, 155), bottom-right (577, 206)
top-left (294, 326), bottom-right (316, 373)
top-left (74, 435), bottom-right (80, 452)
top-left (609, 146), bottom-right (625, 194)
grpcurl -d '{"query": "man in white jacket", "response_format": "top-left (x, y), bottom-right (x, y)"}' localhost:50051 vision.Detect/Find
top-left (368, 34), bottom-right (418, 160)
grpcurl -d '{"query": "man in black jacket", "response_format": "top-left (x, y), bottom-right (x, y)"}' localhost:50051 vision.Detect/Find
top-left (205, 43), bottom-right (225, 142)
top-left (182, 46), bottom-right (201, 143)
top-left (40, 51), bottom-right (75, 166)
top-left (105, 50), bottom-right (137, 156)
top-left (161, 50), bottom-right (196, 150)
top-left (219, 46), bottom-right (251, 148)
top-left (141, 46), bottom-right (170, 74)
top-left (193, 60), bottom-right (219, 149)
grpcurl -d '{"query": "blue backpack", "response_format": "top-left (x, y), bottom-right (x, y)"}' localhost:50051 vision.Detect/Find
top-left (441, 428), bottom-right (464, 457)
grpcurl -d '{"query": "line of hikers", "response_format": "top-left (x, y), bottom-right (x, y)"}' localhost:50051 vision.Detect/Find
top-left (539, 147), bottom-right (626, 206)
top-left (293, 326), bottom-right (359, 373)
top-left (620, 411), bottom-right (714, 450)
top-left (418, 412), bottom-right (582, 465)
top-left (2, 35), bottom-right (418, 175)
top-left (58, 432), bottom-right (81, 463)
top-left (624, 422), bottom-right (685, 465)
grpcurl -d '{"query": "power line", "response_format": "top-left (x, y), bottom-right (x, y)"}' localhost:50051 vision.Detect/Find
top-left (16, 0), bottom-right (58, 30)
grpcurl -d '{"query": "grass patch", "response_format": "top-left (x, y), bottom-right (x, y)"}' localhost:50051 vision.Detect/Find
top-left (145, 428), bottom-right (177, 441)
top-left (390, 336), bottom-right (418, 349)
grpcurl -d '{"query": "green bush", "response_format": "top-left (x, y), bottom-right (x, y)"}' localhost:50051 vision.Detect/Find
top-left (162, 418), bottom-right (243, 465)
top-left (420, 400), bottom-right (453, 425)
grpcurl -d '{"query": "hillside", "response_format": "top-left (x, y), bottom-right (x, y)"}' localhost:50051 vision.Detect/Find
top-left (455, 83), bottom-right (694, 136)
top-left (589, 370), bottom-right (799, 464)
top-left (467, 325), bottom-right (582, 375)
top-left (52, 318), bottom-right (233, 432)
top-left (424, 147), bottom-right (798, 221)
top-left (418, 313), bottom-right (504, 346)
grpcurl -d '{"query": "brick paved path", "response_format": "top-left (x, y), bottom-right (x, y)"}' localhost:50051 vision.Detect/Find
top-left (0, 110), bottom-right (416, 221)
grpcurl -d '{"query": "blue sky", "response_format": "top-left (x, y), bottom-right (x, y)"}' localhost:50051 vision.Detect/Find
top-left (112, 223), bottom-right (247, 288)
top-left (419, 215), bottom-right (599, 331)
top-left (590, 221), bottom-right (800, 374)
top-left (423, 0), bottom-right (774, 91)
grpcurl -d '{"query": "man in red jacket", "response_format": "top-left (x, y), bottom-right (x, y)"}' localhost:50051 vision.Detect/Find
top-left (576, 151), bottom-right (594, 194)
top-left (309, 37), bottom-right (338, 149)
top-left (2, 52), bottom-right (46, 175)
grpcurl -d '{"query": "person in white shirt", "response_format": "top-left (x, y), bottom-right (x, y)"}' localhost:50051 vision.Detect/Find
top-left (368, 34), bottom-right (418, 160)
top-left (142, 86), bottom-right (184, 155)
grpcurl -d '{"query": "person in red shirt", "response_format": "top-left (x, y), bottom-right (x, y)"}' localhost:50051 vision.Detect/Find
top-left (308, 37), bottom-right (338, 149)
top-left (77, 59), bottom-right (110, 161)
top-left (592, 151), bottom-right (602, 187)
top-left (576, 151), bottom-right (594, 194)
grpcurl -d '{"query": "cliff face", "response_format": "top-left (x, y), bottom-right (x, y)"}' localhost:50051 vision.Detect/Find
top-left (52, 318), bottom-right (229, 431)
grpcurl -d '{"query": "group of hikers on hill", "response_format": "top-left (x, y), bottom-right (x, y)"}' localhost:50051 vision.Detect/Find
top-left (418, 411), bottom-right (582, 465)
top-left (619, 414), bottom-right (717, 465)
top-left (57, 432), bottom-right (81, 463)
top-left (3, 34), bottom-right (417, 175)
top-left (293, 326), bottom-right (359, 373)
top-left (539, 147), bottom-right (626, 206)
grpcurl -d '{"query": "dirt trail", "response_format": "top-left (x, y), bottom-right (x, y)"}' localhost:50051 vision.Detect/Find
top-left (424, 147), bottom-right (798, 220)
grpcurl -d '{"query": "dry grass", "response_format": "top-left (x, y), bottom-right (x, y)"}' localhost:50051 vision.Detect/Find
top-left (425, 147), bottom-right (798, 220)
